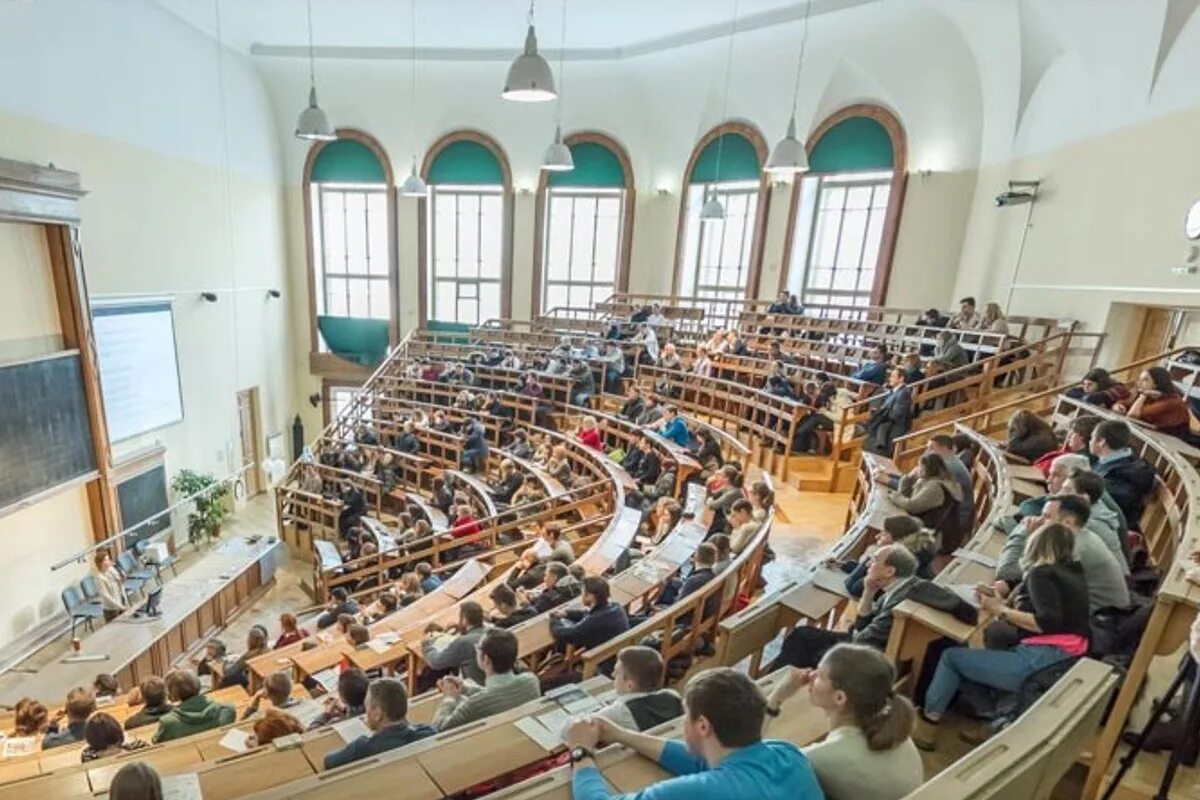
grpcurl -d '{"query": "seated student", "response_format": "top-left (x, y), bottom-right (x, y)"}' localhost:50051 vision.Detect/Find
top-left (220, 625), bottom-right (270, 689)
top-left (917, 523), bottom-right (1090, 750)
top-left (275, 612), bottom-right (310, 649)
top-left (629, 433), bottom-right (662, 484)
top-left (432, 628), bottom-right (541, 731)
top-left (365, 590), bottom-right (401, 622)
top-left (324, 679), bottom-right (435, 770)
top-left (550, 577), bottom-right (629, 651)
top-left (764, 361), bottom-right (798, 400)
top-left (11, 698), bottom-right (49, 737)
top-left (541, 521), bottom-right (575, 563)
top-left (595, 646), bottom-right (683, 732)
top-left (123, 676), bottom-right (174, 731)
top-left (948, 296), bottom-right (981, 330)
top-left (1117, 366), bottom-right (1191, 437)
top-left (1067, 367), bottom-right (1130, 408)
top-left (109, 762), bottom-right (162, 800)
top-left (490, 459), bottom-right (524, 504)
top-left (652, 406), bottom-right (692, 448)
top-left (242, 670), bottom-right (303, 720)
top-left (565, 667), bottom-right (822, 800)
top-left (930, 330), bottom-right (970, 371)
top-left (523, 561), bottom-right (582, 613)
top-left (1090, 419), bottom-right (1157, 527)
top-left (865, 368), bottom-right (913, 456)
top-left (655, 543), bottom-right (718, 613)
top-left (851, 345), bottom-right (891, 385)
top-left (489, 583), bottom-right (537, 629)
top-left (768, 645), bottom-right (924, 800)
top-left (900, 353), bottom-right (925, 384)
top-left (194, 638), bottom-right (227, 679)
top-left (512, 475), bottom-right (548, 507)
top-left (839, 516), bottom-right (937, 598)
top-left (577, 415), bottom-right (605, 451)
top-left (417, 562), bottom-right (442, 593)
top-left (310, 668), bottom-right (370, 729)
top-left (153, 670), bottom-right (235, 743)
top-left (620, 385), bottom-right (646, 423)
top-left (42, 687), bottom-right (96, 750)
top-left (81, 712), bottom-right (149, 762)
top-left (1006, 409), bottom-right (1058, 463)
top-left (1062, 468), bottom-right (1130, 570)
top-left (708, 534), bottom-right (732, 575)
top-left (887, 452), bottom-right (964, 554)
top-left (316, 587), bottom-right (361, 630)
top-left (727, 499), bottom-right (759, 556)
top-left (704, 466), bottom-right (744, 535)
top-left (506, 428), bottom-right (534, 460)
top-left (770, 545), bottom-right (975, 671)
top-left (508, 550), bottom-right (546, 591)
top-left (421, 601), bottom-right (488, 685)
top-left (1033, 415), bottom-right (1099, 476)
top-left (252, 708), bottom-right (305, 747)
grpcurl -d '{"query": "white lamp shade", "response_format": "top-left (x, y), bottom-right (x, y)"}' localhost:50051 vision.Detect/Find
top-left (400, 162), bottom-right (428, 196)
top-left (700, 197), bottom-right (726, 222)
top-left (765, 117), bottom-right (809, 174)
top-left (502, 25), bottom-right (557, 102)
top-left (541, 126), bottom-right (574, 172)
top-left (295, 86), bottom-right (336, 141)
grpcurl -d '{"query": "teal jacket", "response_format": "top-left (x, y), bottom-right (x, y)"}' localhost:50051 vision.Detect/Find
top-left (152, 695), bottom-right (235, 743)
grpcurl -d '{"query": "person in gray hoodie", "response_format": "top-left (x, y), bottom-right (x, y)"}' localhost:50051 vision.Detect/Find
top-left (888, 453), bottom-right (965, 553)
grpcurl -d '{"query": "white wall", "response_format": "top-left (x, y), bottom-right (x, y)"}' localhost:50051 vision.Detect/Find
top-left (0, 0), bottom-right (293, 647)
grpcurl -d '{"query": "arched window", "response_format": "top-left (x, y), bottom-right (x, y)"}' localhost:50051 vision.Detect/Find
top-left (533, 132), bottom-right (634, 316)
top-left (674, 123), bottom-right (769, 309)
top-left (420, 131), bottom-right (512, 328)
top-left (781, 105), bottom-right (907, 308)
top-left (303, 130), bottom-right (396, 365)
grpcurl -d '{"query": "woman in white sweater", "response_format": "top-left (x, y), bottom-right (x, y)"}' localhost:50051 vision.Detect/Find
top-left (767, 644), bottom-right (924, 800)
top-left (93, 550), bottom-right (128, 622)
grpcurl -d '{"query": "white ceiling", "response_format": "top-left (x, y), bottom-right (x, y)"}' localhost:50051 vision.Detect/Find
top-left (154, 0), bottom-right (875, 59)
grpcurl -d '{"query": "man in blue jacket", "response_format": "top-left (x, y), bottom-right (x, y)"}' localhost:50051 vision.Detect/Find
top-left (323, 678), bottom-right (434, 770)
top-left (550, 577), bottom-right (629, 651)
top-left (652, 406), bottom-right (692, 448)
top-left (564, 667), bottom-right (823, 800)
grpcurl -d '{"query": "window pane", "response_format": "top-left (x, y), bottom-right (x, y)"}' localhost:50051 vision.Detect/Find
top-left (367, 194), bottom-right (389, 277)
top-left (458, 299), bottom-right (478, 325)
top-left (811, 211), bottom-right (841, 267)
top-left (547, 197), bottom-right (573, 281)
top-left (820, 186), bottom-right (846, 209)
top-left (344, 192), bottom-right (368, 273)
top-left (435, 280), bottom-right (456, 322)
top-left (321, 191), bottom-right (347, 276)
top-left (593, 209), bottom-right (618, 284)
top-left (479, 282), bottom-right (501, 322)
top-left (457, 194), bottom-right (480, 278)
top-left (837, 210), bottom-right (869, 268)
top-left (546, 283), bottom-right (569, 311)
top-left (569, 284), bottom-right (591, 309)
top-left (846, 186), bottom-right (873, 210)
top-left (347, 278), bottom-right (370, 317)
top-left (434, 195), bottom-right (457, 269)
top-left (326, 277), bottom-right (348, 316)
top-left (368, 279), bottom-right (390, 320)
top-left (479, 194), bottom-right (502, 279)
top-left (459, 282), bottom-right (478, 299)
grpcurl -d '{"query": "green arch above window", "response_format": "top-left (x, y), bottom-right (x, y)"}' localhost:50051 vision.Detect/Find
top-left (808, 116), bottom-right (895, 173)
top-left (310, 139), bottom-right (387, 183)
top-left (427, 140), bottom-right (504, 185)
top-left (548, 142), bottom-right (626, 188)
top-left (689, 132), bottom-right (761, 183)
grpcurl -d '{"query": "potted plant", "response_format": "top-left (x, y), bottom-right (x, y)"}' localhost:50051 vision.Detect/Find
top-left (171, 470), bottom-right (231, 545)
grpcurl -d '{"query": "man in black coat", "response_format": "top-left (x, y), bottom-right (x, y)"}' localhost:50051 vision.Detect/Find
top-left (1090, 419), bottom-right (1157, 528)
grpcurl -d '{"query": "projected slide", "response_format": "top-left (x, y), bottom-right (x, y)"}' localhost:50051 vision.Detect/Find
top-left (93, 301), bottom-right (184, 442)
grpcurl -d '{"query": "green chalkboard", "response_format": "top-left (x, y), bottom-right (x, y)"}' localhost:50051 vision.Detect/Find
top-left (117, 464), bottom-right (170, 547)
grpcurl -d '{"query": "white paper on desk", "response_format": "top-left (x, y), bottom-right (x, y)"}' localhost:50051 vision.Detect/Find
top-left (366, 638), bottom-right (392, 654)
top-left (951, 549), bottom-right (998, 569)
top-left (945, 583), bottom-right (983, 609)
top-left (3, 737), bottom-right (35, 757)
top-left (312, 668), bottom-right (340, 694)
top-left (536, 707), bottom-right (571, 738)
top-left (288, 700), bottom-right (325, 729)
top-left (375, 631), bottom-right (400, 645)
top-left (514, 715), bottom-right (561, 752)
top-left (218, 728), bottom-right (252, 753)
top-left (659, 539), bottom-right (693, 564)
top-left (632, 560), bottom-right (660, 582)
top-left (161, 773), bottom-right (202, 800)
top-left (333, 716), bottom-right (371, 744)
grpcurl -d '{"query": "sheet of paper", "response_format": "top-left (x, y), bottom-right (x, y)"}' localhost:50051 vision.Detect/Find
top-left (288, 700), bottom-right (325, 729)
top-left (375, 631), bottom-right (400, 645)
top-left (514, 716), bottom-right (561, 752)
top-left (161, 773), bottom-right (202, 800)
top-left (951, 549), bottom-right (998, 569)
top-left (536, 707), bottom-right (571, 738)
top-left (3, 737), bottom-right (35, 758)
top-left (366, 638), bottom-right (392, 654)
top-left (333, 716), bottom-right (371, 744)
top-left (945, 583), bottom-right (983, 609)
top-left (312, 668), bottom-right (340, 694)
top-left (218, 727), bottom-right (252, 753)
top-left (561, 694), bottom-right (599, 715)
top-left (632, 560), bottom-right (660, 582)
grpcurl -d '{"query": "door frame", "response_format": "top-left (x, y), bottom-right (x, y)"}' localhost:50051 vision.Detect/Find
top-left (236, 387), bottom-right (264, 497)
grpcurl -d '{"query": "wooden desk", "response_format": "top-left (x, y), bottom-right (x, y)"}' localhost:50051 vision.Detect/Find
top-left (0, 538), bottom-right (281, 706)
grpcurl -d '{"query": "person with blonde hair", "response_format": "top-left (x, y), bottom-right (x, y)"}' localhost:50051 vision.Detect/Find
top-left (577, 415), bottom-right (604, 451)
top-left (768, 644), bottom-right (923, 800)
top-left (979, 302), bottom-right (1009, 336)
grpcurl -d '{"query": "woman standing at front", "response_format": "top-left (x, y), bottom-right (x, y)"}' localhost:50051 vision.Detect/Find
top-left (93, 550), bottom-right (128, 622)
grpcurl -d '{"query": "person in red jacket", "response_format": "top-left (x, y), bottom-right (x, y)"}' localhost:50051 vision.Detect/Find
top-left (274, 612), bottom-right (310, 649)
top-left (577, 415), bottom-right (604, 451)
top-left (449, 504), bottom-right (482, 540)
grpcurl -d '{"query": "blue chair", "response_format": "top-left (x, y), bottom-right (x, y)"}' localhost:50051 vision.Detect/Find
top-left (135, 539), bottom-right (178, 579)
top-left (117, 549), bottom-right (156, 590)
top-left (79, 575), bottom-right (103, 607)
top-left (61, 586), bottom-right (104, 638)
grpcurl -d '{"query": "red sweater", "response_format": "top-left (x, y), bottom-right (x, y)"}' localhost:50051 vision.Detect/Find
top-left (450, 515), bottom-right (482, 540)
top-left (275, 628), bottom-right (310, 649)
top-left (577, 428), bottom-right (604, 451)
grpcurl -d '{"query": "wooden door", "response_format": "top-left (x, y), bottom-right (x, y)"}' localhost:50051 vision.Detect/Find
top-left (236, 388), bottom-right (263, 496)
top-left (1132, 307), bottom-right (1178, 364)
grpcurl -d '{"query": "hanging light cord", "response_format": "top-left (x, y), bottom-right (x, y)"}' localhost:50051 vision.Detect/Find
top-left (214, 0), bottom-right (243, 452)
top-left (410, 0), bottom-right (419, 160)
top-left (556, 0), bottom-right (567, 123)
top-left (712, 0), bottom-right (741, 187)
top-left (527, 0), bottom-right (536, 27)
top-left (788, 0), bottom-right (813, 118)
top-left (306, 0), bottom-right (317, 87)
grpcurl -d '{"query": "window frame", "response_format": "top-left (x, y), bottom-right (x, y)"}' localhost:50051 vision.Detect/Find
top-left (302, 129), bottom-right (398, 373)
top-left (418, 130), bottom-right (513, 327)
top-left (311, 182), bottom-right (392, 322)
top-left (778, 104), bottom-right (908, 307)
top-left (426, 184), bottom-right (506, 326)
top-left (671, 122), bottom-right (770, 300)
top-left (539, 186), bottom-right (627, 314)
top-left (531, 131), bottom-right (635, 317)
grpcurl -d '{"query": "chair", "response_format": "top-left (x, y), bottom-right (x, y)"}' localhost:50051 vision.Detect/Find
top-left (79, 575), bottom-right (103, 607)
top-left (61, 586), bottom-right (104, 638)
top-left (115, 549), bottom-right (154, 594)
top-left (135, 538), bottom-right (179, 579)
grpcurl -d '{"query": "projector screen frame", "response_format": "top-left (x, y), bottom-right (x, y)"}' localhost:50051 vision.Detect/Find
top-left (92, 297), bottom-right (186, 444)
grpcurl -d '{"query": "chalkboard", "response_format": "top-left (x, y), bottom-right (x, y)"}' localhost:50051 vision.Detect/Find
top-left (0, 352), bottom-right (97, 511)
top-left (117, 463), bottom-right (170, 548)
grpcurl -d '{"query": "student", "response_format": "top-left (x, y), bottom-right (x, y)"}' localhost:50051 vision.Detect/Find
top-left (42, 687), bottom-right (95, 749)
top-left (195, 638), bottom-right (227, 678)
top-left (525, 561), bottom-right (582, 613)
top-left (653, 406), bottom-right (691, 448)
top-left (490, 459), bottom-right (524, 504)
top-left (93, 673), bottom-right (120, 702)
top-left (596, 646), bottom-right (683, 732)
top-left (887, 453), bottom-right (964, 554)
top-left (432, 628), bottom-right (541, 730)
top-left (620, 385), bottom-right (646, 422)
top-left (220, 625), bottom-right (270, 689)
top-left (316, 587), bottom-right (361, 630)
top-left (565, 667), bottom-right (822, 800)
top-left (242, 670), bottom-right (303, 720)
top-left (275, 612), bottom-right (310, 648)
top-left (577, 415), bottom-right (605, 451)
top-left (421, 601), bottom-right (488, 685)
top-left (489, 583), bottom-right (537, 629)
top-left (11, 698), bottom-right (49, 737)
top-left (81, 712), bottom-right (149, 762)
top-left (727, 499), bottom-right (758, 555)
top-left (1006, 409), bottom-right (1057, 463)
top-left (768, 645), bottom-right (923, 800)
top-left (948, 296), bottom-right (980, 330)
top-left (323, 679), bottom-right (435, 769)
top-left (1118, 366), bottom-right (1190, 437)
top-left (931, 330), bottom-right (969, 371)
top-left (309, 668), bottom-right (370, 729)
top-left (417, 562), bottom-right (443, 593)
top-left (1090, 419), bottom-right (1157, 526)
top-left (153, 670), bottom-right (236, 743)
top-left (123, 676), bottom-right (174, 730)
top-left (850, 345), bottom-right (890, 385)
top-left (506, 550), bottom-right (547, 591)
top-left (541, 522), bottom-right (575, 563)
top-left (865, 368), bottom-right (913, 456)
top-left (109, 762), bottom-right (163, 800)
top-left (252, 709), bottom-right (305, 746)
top-left (93, 550), bottom-right (129, 622)
top-left (549, 577), bottom-right (629, 651)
